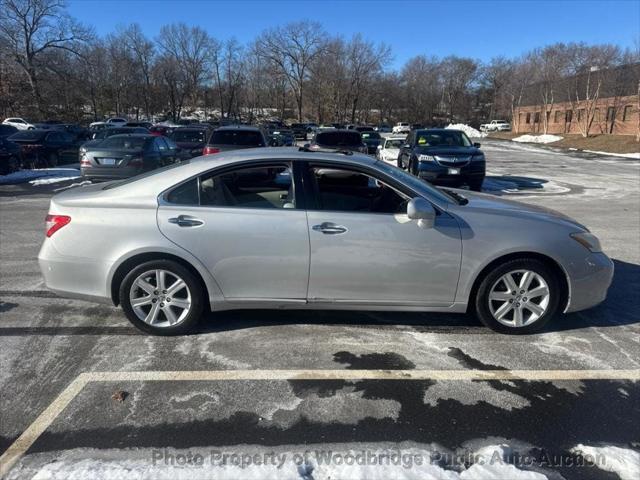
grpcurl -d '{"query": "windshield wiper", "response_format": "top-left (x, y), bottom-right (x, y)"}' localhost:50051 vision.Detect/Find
top-left (440, 188), bottom-right (469, 205)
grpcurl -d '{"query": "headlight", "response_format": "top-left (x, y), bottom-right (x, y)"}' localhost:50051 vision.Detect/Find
top-left (418, 154), bottom-right (435, 161)
top-left (570, 232), bottom-right (602, 253)
top-left (471, 154), bottom-right (485, 161)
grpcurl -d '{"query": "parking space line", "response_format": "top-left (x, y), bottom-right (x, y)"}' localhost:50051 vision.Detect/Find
top-left (1, 368), bottom-right (638, 477)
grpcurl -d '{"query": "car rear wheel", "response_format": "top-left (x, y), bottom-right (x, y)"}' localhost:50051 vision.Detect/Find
top-left (469, 179), bottom-right (484, 191)
top-left (120, 260), bottom-right (204, 335)
top-left (474, 258), bottom-right (560, 334)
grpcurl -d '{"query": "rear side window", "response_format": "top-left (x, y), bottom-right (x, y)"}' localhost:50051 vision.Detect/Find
top-left (210, 130), bottom-right (264, 146)
top-left (315, 131), bottom-right (361, 147)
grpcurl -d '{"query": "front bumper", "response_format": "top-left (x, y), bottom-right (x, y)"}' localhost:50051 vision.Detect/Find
top-left (565, 252), bottom-right (614, 313)
top-left (417, 160), bottom-right (485, 186)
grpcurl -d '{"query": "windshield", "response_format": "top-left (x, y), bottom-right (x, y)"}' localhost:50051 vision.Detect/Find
top-left (384, 139), bottom-right (404, 149)
top-left (210, 130), bottom-right (264, 146)
top-left (99, 136), bottom-right (148, 149)
top-left (315, 131), bottom-right (362, 147)
top-left (374, 160), bottom-right (453, 205)
top-left (171, 130), bottom-right (206, 143)
top-left (8, 130), bottom-right (45, 141)
top-left (361, 132), bottom-right (381, 140)
top-left (416, 130), bottom-right (472, 147)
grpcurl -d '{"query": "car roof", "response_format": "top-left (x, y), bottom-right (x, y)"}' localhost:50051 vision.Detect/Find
top-left (107, 133), bottom-right (154, 139)
top-left (215, 125), bottom-right (262, 132)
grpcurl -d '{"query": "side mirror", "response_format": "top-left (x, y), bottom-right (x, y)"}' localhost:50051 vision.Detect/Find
top-left (473, 142), bottom-right (481, 148)
top-left (407, 197), bottom-right (436, 229)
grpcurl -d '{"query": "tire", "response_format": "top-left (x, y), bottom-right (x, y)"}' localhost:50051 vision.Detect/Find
top-left (474, 258), bottom-right (560, 334)
top-left (48, 152), bottom-right (59, 167)
top-left (469, 179), bottom-right (484, 191)
top-left (119, 259), bottom-right (204, 335)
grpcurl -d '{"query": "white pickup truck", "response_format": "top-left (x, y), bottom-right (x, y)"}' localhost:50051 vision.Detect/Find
top-left (480, 120), bottom-right (511, 132)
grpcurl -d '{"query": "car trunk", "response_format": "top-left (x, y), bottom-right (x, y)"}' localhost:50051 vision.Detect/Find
top-left (86, 148), bottom-right (144, 167)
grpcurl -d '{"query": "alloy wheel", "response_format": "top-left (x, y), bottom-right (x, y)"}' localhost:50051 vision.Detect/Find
top-left (129, 269), bottom-right (192, 327)
top-left (488, 269), bottom-right (550, 328)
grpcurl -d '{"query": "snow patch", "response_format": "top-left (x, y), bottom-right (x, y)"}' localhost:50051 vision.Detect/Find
top-left (0, 167), bottom-right (80, 185)
top-left (445, 124), bottom-right (486, 138)
top-left (583, 150), bottom-right (640, 159)
top-left (512, 134), bottom-right (563, 144)
top-left (571, 445), bottom-right (640, 480)
top-left (29, 176), bottom-right (80, 186)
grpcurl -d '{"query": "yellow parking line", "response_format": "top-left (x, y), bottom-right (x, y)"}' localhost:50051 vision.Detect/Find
top-left (1, 368), bottom-right (638, 477)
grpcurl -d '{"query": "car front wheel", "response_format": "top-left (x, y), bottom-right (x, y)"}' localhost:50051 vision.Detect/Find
top-left (120, 259), bottom-right (204, 335)
top-left (474, 258), bottom-right (560, 334)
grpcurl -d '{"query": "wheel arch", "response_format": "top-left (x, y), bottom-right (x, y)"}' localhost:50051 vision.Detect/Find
top-left (466, 251), bottom-right (570, 315)
top-left (110, 251), bottom-right (216, 309)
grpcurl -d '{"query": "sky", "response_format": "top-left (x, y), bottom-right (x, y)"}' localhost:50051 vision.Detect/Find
top-left (67, 0), bottom-right (640, 69)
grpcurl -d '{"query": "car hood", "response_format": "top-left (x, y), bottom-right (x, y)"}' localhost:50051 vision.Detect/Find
top-left (415, 146), bottom-right (481, 156)
top-left (447, 189), bottom-right (587, 231)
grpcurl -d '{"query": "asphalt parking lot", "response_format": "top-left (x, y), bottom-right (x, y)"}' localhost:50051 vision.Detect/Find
top-left (0, 139), bottom-right (639, 479)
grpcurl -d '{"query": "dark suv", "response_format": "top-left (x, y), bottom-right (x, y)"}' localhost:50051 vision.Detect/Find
top-left (305, 130), bottom-right (367, 154)
top-left (398, 128), bottom-right (485, 191)
top-left (202, 126), bottom-right (266, 155)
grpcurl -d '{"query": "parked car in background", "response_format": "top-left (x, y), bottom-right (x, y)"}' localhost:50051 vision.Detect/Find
top-left (376, 136), bottom-right (406, 165)
top-left (0, 136), bottom-right (21, 174)
top-left (304, 129), bottom-right (367, 153)
top-left (149, 125), bottom-right (175, 137)
top-left (360, 131), bottom-right (383, 154)
top-left (2, 118), bottom-right (36, 130)
top-left (202, 126), bottom-right (266, 155)
top-left (290, 123), bottom-right (316, 140)
top-left (392, 122), bottom-right (411, 134)
top-left (38, 148), bottom-right (613, 335)
top-left (169, 127), bottom-right (211, 158)
top-left (480, 120), bottom-right (511, 132)
top-left (80, 134), bottom-right (184, 181)
top-left (0, 124), bottom-right (18, 139)
top-left (106, 117), bottom-right (127, 126)
top-left (398, 128), bottom-right (485, 191)
top-left (266, 129), bottom-right (296, 147)
top-left (125, 121), bottom-right (153, 129)
top-left (355, 126), bottom-right (375, 133)
top-left (90, 126), bottom-right (149, 141)
top-left (8, 129), bottom-right (79, 168)
top-left (375, 124), bottom-right (392, 133)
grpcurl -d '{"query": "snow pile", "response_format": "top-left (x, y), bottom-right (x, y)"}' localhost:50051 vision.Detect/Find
top-left (0, 167), bottom-right (80, 185)
top-left (445, 124), bottom-right (486, 138)
top-left (512, 134), bottom-right (563, 144)
top-left (571, 445), bottom-right (640, 480)
top-left (583, 150), bottom-right (640, 159)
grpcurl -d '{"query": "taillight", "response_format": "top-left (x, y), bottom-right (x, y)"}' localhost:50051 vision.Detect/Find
top-left (203, 146), bottom-right (220, 155)
top-left (45, 214), bottom-right (71, 237)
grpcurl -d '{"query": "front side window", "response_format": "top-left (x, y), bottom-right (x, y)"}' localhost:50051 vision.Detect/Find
top-left (308, 165), bottom-right (409, 214)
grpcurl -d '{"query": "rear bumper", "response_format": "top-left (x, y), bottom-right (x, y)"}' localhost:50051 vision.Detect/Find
top-left (38, 240), bottom-right (113, 303)
top-left (565, 253), bottom-right (614, 313)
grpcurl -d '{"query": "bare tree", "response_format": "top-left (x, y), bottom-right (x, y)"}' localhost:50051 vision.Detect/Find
top-left (121, 24), bottom-right (155, 119)
top-left (0, 0), bottom-right (91, 114)
top-left (256, 21), bottom-right (327, 121)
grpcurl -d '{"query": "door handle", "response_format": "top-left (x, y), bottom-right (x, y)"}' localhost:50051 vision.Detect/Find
top-left (312, 222), bottom-right (347, 235)
top-left (168, 215), bottom-right (204, 227)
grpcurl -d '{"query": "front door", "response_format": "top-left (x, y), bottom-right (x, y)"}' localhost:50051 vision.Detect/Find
top-left (303, 164), bottom-right (461, 305)
top-left (157, 162), bottom-right (310, 300)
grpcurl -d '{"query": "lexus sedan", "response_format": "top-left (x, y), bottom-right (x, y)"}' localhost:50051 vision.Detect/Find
top-left (39, 148), bottom-right (613, 335)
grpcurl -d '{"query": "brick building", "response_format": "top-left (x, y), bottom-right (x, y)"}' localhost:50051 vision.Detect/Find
top-left (513, 63), bottom-right (639, 136)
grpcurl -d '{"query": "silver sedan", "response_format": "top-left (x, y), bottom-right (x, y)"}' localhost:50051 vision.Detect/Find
top-left (38, 148), bottom-right (613, 335)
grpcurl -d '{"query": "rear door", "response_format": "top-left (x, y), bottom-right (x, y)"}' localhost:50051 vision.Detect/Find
top-left (157, 161), bottom-right (310, 300)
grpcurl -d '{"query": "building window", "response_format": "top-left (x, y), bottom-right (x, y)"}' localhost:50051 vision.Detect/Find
top-left (594, 108), bottom-right (600, 121)
top-left (623, 105), bottom-right (633, 121)
top-left (565, 110), bottom-right (573, 123)
top-left (534, 112), bottom-right (540, 123)
top-left (526, 113), bottom-right (531, 124)
top-left (554, 111), bottom-right (562, 123)
top-left (606, 107), bottom-right (616, 122)
top-left (577, 109), bottom-right (585, 121)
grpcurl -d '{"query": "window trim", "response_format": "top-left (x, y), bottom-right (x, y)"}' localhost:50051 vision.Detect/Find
top-left (160, 160), bottom-right (304, 211)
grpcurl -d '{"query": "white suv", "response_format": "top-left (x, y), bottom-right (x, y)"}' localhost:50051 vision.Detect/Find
top-left (392, 122), bottom-right (411, 134)
top-left (2, 117), bottom-right (35, 130)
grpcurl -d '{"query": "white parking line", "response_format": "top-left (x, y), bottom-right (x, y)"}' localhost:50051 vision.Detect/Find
top-left (1, 368), bottom-right (639, 477)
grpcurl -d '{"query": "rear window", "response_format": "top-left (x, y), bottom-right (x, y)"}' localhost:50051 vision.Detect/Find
top-left (315, 131), bottom-right (362, 147)
top-left (171, 130), bottom-right (206, 143)
top-left (100, 136), bottom-right (148, 149)
top-left (210, 130), bottom-right (264, 146)
top-left (361, 132), bottom-right (381, 139)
